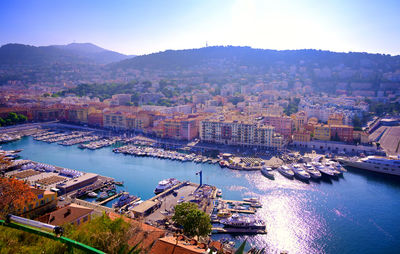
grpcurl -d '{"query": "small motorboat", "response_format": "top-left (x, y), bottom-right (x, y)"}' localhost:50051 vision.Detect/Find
top-left (87, 192), bottom-right (98, 198)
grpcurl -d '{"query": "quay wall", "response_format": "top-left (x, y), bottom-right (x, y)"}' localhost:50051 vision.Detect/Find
top-left (292, 140), bottom-right (382, 154)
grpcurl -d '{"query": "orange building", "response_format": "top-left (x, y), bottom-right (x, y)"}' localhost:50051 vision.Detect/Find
top-left (292, 129), bottom-right (311, 142)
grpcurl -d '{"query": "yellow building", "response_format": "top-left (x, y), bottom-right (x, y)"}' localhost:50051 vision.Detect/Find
top-left (67, 107), bottom-right (88, 124)
top-left (19, 187), bottom-right (57, 218)
top-left (103, 111), bottom-right (127, 129)
top-left (291, 111), bottom-right (308, 131)
top-left (313, 124), bottom-right (331, 141)
top-left (126, 111), bottom-right (152, 130)
top-left (328, 113), bottom-right (344, 126)
top-left (293, 130), bottom-right (311, 142)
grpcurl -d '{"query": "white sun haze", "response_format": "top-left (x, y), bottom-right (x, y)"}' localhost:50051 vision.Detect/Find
top-left (228, 0), bottom-right (348, 52)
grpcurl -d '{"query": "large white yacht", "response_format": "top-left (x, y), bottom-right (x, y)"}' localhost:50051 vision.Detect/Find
top-left (338, 156), bottom-right (400, 176)
top-left (154, 178), bottom-right (180, 194)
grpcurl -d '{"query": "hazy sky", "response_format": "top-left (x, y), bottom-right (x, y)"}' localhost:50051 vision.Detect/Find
top-left (1, 0), bottom-right (399, 55)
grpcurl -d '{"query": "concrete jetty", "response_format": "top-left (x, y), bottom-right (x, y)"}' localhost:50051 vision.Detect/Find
top-left (212, 227), bottom-right (267, 234)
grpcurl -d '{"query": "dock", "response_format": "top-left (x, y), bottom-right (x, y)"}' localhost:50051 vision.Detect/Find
top-left (223, 200), bottom-right (252, 205)
top-left (227, 208), bottom-right (255, 214)
top-left (97, 191), bottom-right (124, 205)
top-left (212, 227), bottom-right (267, 234)
top-left (120, 197), bottom-right (141, 210)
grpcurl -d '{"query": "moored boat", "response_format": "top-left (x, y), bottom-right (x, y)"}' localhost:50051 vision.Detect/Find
top-left (312, 162), bottom-right (335, 177)
top-left (291, 164), bottom-right (311, 181)
top-left (87, 191), bottom-right (98, 198)
top-left (277, 165), bottom-right (295, 179)
top-left (303, 163), bottom-right (322, 179)
top-left (154, 178), bottom-right (180, 194)
top-left (220, 214), bottom-right (266, 230)
top-left (261, 165), bottom-right (274, 179)
top-left (337, 155), bottom-right (400, 176)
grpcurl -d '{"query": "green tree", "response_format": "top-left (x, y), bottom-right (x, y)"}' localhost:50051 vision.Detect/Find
top-left (8, 113), bottom-right (18, 123)
top-left (172, 202), bottom-right (211, 239)
top-left (17, 114), bottom-right (27, 123)
top-left (68, 213), bottom-right (140, 254)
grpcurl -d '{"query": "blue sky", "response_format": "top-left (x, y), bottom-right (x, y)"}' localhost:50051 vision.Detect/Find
top-left (1, 0), bottom-right (399, 55)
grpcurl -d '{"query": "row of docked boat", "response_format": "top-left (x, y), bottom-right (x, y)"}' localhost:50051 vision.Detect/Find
top-left (113, 145), bottom-right (219, 164)
top-left (58, 135), bottom-right (100, 146)
top-left (34, 133), bottom-right (67, 141)
top-left (41, 133), bottom-right (86, 143)
top-left (79, 138), bottom-right (117, 150)
top-left (218, 160), bottom-right (262, 171)
top-left (32, 130), bottom-right (55, 138)
top-left (261, 160), bottom-right (346, 181)
top-left (0, 134), bottom-right (21, 144)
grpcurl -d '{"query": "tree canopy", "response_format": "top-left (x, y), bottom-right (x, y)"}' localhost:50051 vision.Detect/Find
top-left (0, 113), bottom-right (27, 127)
top-left (0, 177), bottom-right (35, 219)
top-left (172, 202), bottom-right (211, 239)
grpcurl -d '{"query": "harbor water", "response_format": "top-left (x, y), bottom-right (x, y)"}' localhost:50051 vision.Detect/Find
top-left (2, 136), bottom-right (400, 253)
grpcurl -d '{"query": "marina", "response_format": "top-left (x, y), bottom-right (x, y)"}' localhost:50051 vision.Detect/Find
top-left (1, 134), bottom-right (400, 253)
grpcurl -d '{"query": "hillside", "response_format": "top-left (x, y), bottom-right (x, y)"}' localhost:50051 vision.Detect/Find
top-left (52, 43), bottom-right (133, 64)
top-left (112, 46), bottom-right (400, 72)
top-left (0, 43), bottom-right (132, 67)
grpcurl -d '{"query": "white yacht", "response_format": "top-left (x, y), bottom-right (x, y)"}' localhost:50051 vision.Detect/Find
top-left (154, 178), bottom-right (180, 194)
top-left (324, 161), bottom-right (342, 176)
top-left (291, 164), bottom-right (311, 180)
top-left (220, 214), bottom-right (266, 230)
top-left (261, 165), bottom-right (274, 179)
top-left (277, 165), bottom-right (295, 179)
top-left (303, 163), bottom-right (322, 179)
top-left (338, 156), bottom-right (400, 176)
top-left (312, 162), bottom-right (335, 177)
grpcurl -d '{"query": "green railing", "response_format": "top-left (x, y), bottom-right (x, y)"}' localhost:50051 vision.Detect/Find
top-left (0, 216), bottom-right (105, 254)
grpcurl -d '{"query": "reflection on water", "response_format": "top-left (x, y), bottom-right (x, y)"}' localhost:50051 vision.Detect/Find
top-left (2, 137), bottom-right (400, 253)
top-left (239, 173), bottom-right (330, 253)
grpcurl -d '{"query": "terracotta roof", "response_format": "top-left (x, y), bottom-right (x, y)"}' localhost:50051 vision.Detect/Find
top-left (30, 187), bottom-right (45, 196)
top-left (108, 212), bottom-right (165, 252)
top-left (45, 204), bottom-right (94, 226)
top-left (149, 236), bottom-right (206, 254)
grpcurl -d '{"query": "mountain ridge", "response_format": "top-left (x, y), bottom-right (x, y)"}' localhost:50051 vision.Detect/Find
top-left (0, 42), bottom-right (133, 66)
top-left (111, 46), bottom-right (400, 71)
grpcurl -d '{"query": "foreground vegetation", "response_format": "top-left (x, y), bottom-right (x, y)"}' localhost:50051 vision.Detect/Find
top-left (0, 213), bottom-right (141, 254)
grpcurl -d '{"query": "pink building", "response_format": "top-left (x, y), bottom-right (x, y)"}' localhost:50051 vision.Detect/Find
top-left (263, 115), bottom-right (293, 139)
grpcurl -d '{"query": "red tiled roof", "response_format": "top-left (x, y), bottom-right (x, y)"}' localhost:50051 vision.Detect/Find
top-left (45, 204), bottom-right (93, 226)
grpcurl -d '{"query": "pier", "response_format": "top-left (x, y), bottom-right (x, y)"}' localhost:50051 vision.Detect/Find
top-left (227, 208), bottom-right (255, 214)
top-left (223, 200), bottom-right (252, 205)
top-left (97, 191), bottom-right (124, 206)
top-left (211, 227), bottom-right (267, 234)
top-left (119, 197), bottom-right (141, 210)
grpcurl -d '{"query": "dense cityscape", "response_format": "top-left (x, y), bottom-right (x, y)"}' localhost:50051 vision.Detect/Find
top-left (1, 1), bottom-right (400, 254)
